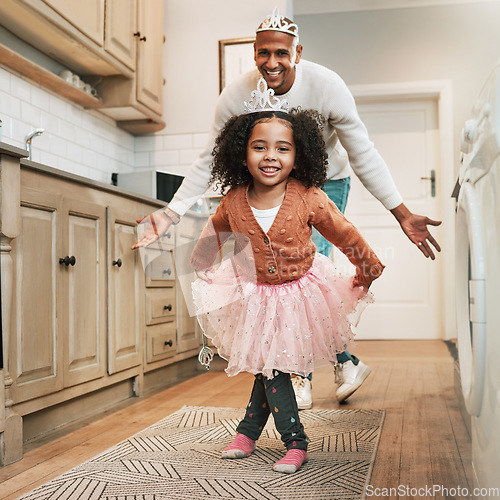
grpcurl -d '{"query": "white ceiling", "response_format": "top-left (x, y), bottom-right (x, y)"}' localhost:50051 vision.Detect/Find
top-left (293, 0), bottom-right (498, 15)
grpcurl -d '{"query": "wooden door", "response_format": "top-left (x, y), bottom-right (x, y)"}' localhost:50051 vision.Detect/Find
top-left (136, 0), bottom-right (164, 113)
top-left (42, 0), bottom-right (105, 44)
top-left (334, 97), bottom-right (444, 339)
top-left (104, 0), bottom-right (137, 70)
top-left (107, 207), bottom-right (142, 374)
top-left (62, 198), bottom-right (107, 387)
top-left (10, 187), bottom-right (64, 403)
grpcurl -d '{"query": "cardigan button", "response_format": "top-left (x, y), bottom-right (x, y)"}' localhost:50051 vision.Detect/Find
top-left (257, 267), bottom-right (264, 272)
top-left (309, 211), bottom-right (315, 217)
top-left (241, 216), bottom-right (247, 221)
top-left (286, 237), bottom-right (293, 243)
top-left (319, 203), bottom-right (325, 209)
top-left (268, 266), bottom-right (276, 274)
top-left (286, 215), bottom-right (293, 221)
top-left (248, 229), bottom-right (255, 235)
top-left (254, 248), bottom-right (261, 253)
top-left (280, 228), bottom-right (286, 234)
top-left (263, 236), bottom-right (270, 245)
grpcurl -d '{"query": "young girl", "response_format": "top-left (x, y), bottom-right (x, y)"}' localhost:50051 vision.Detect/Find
top-left (190, 80), bottom-right (384, 474)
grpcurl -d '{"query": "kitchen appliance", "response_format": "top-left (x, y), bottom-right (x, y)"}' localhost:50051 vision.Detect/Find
top-left (116, 170), bottom-right (184, 203)
top-left (456, 62), bottom-right (500, 496)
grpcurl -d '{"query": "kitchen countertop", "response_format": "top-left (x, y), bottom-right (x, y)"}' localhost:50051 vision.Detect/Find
top-left (0, 141), bottom-right (29, 158)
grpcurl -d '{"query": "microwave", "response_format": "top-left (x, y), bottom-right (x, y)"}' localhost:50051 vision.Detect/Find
top-left (115, 170), bottom-right (184, 203)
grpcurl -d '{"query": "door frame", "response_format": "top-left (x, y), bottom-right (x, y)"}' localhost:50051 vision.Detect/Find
top-left (349, 80), bottom-right (456, 340)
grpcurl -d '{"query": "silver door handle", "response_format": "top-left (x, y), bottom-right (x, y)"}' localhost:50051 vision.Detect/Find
top-left (421, 169), bottom-right (436, 197)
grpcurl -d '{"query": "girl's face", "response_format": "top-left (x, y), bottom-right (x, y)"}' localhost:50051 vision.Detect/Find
top-left (245, 117), bottom-right (295, 190)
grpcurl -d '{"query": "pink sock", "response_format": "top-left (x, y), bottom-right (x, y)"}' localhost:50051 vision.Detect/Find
top-left (222, 433), bottom-right (256, 459)
top-left (273, 449), bottom-right (308, 474)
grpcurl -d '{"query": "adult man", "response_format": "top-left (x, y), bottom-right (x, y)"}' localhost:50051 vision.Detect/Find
top-left (133, 7), bottom-right (441, 407)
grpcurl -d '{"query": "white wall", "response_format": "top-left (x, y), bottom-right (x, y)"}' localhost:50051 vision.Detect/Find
top-left (295, 1), bottom-right (500, 176)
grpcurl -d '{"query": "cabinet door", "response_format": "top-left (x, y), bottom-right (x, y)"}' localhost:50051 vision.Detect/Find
top-left (136, 0), bottom-right (164, 113)
top-left (107, 208), bottom-right (142, 374)
top-left (42, 0), bottom-right (105, 45)
top-left (10, 188), bottom-right (64, 403)
top-left (105, 0), bottom-right (137, 70)
top-left (175, 233), bottom-right (201, 354)
top-left (62, 198), bottom-right (107, 387)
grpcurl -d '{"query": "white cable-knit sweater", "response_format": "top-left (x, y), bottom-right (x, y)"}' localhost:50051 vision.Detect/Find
top-left (168, 60), bottom-right (403, 216)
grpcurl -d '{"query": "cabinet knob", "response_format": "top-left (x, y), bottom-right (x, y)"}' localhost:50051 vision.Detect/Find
top-left (163, 268), bottom-right (172, 276)
top-left (59, 255), bottom-right (76, 266)
top-left (133, 31), bottom-right (141, 37)
top-left (163, 304), bottom-right (172, 311)
top-left (112, 259), bottom-right (122, 267)
top-left (164, 340), bottom-right (173, 347)
top-left (140, 36), bottom-right (147, 42)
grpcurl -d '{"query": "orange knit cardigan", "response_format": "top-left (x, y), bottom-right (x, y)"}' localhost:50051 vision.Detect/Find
top-left (190, 178), bottom-right (384, 287)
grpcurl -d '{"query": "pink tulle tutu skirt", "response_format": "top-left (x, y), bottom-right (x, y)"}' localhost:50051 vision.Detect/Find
top-left (192, 253), bottom-right (373, 379)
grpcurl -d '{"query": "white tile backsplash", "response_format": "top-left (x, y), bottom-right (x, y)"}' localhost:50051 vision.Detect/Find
top-left (162, 134), bottom-right (192, 150)
top-left (1, 67), bottom-right (207, 185)
top-left (1, 68), bottom-right (135, 182)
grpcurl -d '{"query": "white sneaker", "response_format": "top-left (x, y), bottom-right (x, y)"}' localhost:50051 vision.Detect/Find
top-left (335, 360), bottom-right (371, 403)
top-left (291, 376), bottom-right (312, 410)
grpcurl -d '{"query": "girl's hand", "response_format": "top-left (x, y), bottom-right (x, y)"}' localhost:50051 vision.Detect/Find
top-left (196, 267), bottom-right (216, 283)
top-left (131, 212), bottom-right (172, 249)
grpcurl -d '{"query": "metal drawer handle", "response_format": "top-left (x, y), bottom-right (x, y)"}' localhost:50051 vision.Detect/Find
top-left (164, 340), bottom-right (173, 347)
top-left (59, 256), bottom-right (76, 266)
top-left (163, 304), bottom-right (172, 311)
top-left (163, 269), bottom-right (172, 275)
top-left (112, 259), bottom-right (122, 267)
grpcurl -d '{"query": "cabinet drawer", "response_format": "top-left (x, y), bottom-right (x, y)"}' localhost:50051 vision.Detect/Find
top-left (146, 323), bottom-right (176, 363)
top-left (143, 248), bottom-right (175, 287)
top-left (146, 288), bottom-right (176, 325)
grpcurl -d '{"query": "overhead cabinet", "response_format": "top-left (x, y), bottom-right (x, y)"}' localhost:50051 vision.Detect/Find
top-left (0, 0), bottom-right (165, 134)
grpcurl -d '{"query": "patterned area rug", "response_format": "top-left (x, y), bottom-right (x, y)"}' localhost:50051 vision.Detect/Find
top-left (20, 405), bottom-right (385, 500)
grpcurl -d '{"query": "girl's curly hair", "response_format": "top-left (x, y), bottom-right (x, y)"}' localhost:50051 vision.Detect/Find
top-left (209, 108), bottom-right (328, 193)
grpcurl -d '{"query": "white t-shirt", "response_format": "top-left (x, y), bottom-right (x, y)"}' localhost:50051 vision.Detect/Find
top-left (250, 205), bottom-right (281, 234)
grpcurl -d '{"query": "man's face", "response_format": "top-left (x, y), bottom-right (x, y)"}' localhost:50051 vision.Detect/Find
top-left (254, 31), bottom-right (302, 95)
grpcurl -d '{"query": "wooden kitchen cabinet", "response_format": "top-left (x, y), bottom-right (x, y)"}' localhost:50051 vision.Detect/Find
top-left (97, 0), bottom-right (165, 132)
top-left (41, 0), bottom-right (105, 46)
top-left (0, 0), bottom-right (165, 134)
top-left (174, 215), bottom-right (204, 354)
top-left (143, 230), bottom-right (179, 369)
top-left (106, 206), bottom-right (143, 375)
top-left (9, 186), bottom-right (107, 404)
top-left (0, 150), bottom-right (203, 464)
top-left (0, 0), bottom-right (129, 77)
top-left (104, 0), bottom-right (137, 70)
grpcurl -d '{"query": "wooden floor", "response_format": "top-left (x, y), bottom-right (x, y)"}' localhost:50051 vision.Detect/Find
top-left (0, 340), bottom-right (472, 499)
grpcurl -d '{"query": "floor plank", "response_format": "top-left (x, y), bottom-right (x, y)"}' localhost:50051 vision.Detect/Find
top-left (0, 340), bottom-right (472, 499)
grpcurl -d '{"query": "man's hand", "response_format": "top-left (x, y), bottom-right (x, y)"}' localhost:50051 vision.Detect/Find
top-left (391, 203), bottom-right (442, 260)
top-left (131, 211), bottom-right (172, 249)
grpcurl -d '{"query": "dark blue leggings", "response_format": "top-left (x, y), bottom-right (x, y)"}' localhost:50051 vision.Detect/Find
top-left (236, 372), bottom-right (308, 451)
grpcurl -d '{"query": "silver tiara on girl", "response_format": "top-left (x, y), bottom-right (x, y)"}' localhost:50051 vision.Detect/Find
top-left (243, 77), bottom-right (289, 114)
